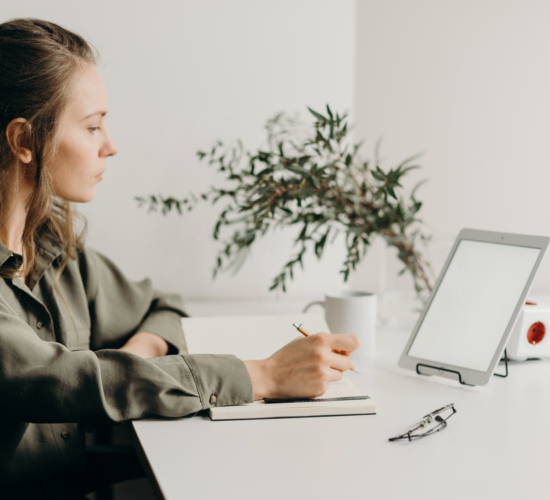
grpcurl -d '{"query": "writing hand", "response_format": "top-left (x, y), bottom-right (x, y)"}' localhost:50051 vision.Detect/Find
top-left (244, 332), bottom-right (360, 400)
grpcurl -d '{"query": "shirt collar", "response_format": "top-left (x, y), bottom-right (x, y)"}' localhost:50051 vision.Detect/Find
top-left (0, 224), bottom-right (64, 285)
top-left (35, 223), bottom-right (64, 258)
top-left (0, 243), bottom-right (23, 270)
top-left (32, 225), bottom-right (65, 287)
top-left (0, 241), bottom-right (13, 268)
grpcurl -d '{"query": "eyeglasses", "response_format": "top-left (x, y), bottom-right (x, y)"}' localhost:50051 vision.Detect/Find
top-left (388, 403), bottom-right (457, 442)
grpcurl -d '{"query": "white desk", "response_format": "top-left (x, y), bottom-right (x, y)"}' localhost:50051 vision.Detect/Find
top-left (132, 301), bottom-right (550, 500)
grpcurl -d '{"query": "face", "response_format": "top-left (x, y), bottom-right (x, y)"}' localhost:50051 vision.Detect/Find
top-left (49, 63), bottom-right (118, 203)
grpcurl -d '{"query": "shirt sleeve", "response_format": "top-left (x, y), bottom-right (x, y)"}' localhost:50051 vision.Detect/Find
top-left (0, 300), bottom-right (253, 424)
top-left (0, 246), bottom-right (254, 424)
top-left (80, 247), bottom-right (188, 354)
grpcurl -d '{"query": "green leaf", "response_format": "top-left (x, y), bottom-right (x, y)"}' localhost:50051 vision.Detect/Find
top-left (256, 167), bottom-right (272, 177)
top-left (398, 165), bottom-right (421, 177)
top-left (396, 153), bottom-right (423, 170)
top-left (315, 229), bottom-right (330, 258)
top-left (297, 223), bottom-right (308, 241)
top-left (288, 165), bottom-right (306, 176)
top-left (310, 176), bottom-right (320, 189)
top-left (371, 170), bottom-right (385, 182)
top-left (345, 154), bottom-right (352, 167)
top-left (307, 107), bottom-right (327, 122)
top-left (411, 179), bottom-right (429, 199)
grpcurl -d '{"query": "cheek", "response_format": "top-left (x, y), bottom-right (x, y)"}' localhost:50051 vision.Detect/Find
top-left (56, 135), bottom-right (92, 167)
top-left (52, 134), bottom-right (96, 181)
top-left (50, 134), bottom-right (99, 201)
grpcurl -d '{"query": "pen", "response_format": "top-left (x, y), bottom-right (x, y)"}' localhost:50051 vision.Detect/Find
top-left (293, 323), bottom-right (361, 375)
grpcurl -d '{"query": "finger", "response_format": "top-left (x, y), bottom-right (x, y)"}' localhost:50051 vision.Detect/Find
top-left (327, 351), bottom-right (353, 372)
top-left (335, 349), bottom-right (352, 357)
top-left (327, 367), bottom-right (345, 383)
top-left (325, 333), bottom-right (360, 352)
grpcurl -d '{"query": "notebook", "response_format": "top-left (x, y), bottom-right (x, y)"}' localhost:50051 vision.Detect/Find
top-left (182, 313), bottom-right (376, 420)
top-left (210, 375), bottom-right (375, 420)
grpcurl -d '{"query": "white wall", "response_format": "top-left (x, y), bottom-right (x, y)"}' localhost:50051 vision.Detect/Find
top-left (9, 1), bottom-right (548, 303)
top-left (2, 0), bottom-right (356, 302)
top-left (355, 0), bottom-right (550, 294)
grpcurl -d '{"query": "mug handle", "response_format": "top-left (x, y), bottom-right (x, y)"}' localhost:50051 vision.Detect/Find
top-left (303, 301), bottom-right (325, 313)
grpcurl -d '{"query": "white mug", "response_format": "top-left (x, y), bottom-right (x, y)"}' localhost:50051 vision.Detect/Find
top-left (304, 291), bottom-right (377, 358)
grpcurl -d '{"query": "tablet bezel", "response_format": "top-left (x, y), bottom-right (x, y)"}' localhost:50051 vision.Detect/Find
top-left (398, 228), bottom-right (549, 385)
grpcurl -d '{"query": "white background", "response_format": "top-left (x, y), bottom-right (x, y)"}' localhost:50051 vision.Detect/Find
top-left (3, 0), bottom-right (550, 305)
top-left (355, 0), bottom-right (550, 293)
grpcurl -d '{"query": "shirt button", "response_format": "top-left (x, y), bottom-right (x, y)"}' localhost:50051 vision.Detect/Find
top-left (209, 394), bottom-right (217, 405)
top-left (60, 430), bottom-right (70, 440)
top-left (36, 321), bottom-right (43, 330)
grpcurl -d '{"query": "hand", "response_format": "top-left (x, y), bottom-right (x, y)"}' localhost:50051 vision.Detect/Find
top-left (244, 332), bottom-right (360, 400)
top-left (119, 332), bottom-right (170, 358)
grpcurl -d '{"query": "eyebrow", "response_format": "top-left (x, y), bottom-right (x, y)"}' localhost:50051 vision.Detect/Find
top-left (82, 110), bottom-right (108, 121)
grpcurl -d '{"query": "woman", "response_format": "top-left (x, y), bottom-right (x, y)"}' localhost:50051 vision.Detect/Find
top-left (0, 18), bottom-right (359, 497)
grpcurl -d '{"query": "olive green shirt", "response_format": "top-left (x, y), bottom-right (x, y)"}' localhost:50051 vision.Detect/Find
top-left (0, 228), bottom-right (253, 486)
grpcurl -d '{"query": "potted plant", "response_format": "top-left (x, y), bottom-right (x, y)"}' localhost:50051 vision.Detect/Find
top-left (137, 106), bottom-right (434, 296)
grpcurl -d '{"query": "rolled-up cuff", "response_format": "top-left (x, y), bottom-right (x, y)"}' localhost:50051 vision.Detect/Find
top-left (182, 354), bottom-right (253, 409)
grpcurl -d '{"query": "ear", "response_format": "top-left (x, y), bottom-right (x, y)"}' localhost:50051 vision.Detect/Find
top-left (5, 118), bottom-right (33, 164)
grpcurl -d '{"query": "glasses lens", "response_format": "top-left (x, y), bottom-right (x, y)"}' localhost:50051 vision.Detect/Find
top-left (422, 418), bottom-right (447, 436)
top-left (389, 405), bottom-right (456, 442)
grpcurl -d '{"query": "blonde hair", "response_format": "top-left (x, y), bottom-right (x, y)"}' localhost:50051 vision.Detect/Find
top-left (0, 18), bottom-right (97, 281)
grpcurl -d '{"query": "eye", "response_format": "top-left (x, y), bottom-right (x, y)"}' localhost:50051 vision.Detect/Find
top-left (88, 126), bottom-right (101, 133)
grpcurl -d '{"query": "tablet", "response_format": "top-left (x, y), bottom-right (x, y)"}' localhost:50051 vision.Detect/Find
top-left (398, 228), bottom-right (549, 385)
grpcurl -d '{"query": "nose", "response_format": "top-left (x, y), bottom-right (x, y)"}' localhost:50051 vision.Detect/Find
top-left (101, 127), bottom-right (118, 158)
top-left (106, 140), bottom-right (118, 158)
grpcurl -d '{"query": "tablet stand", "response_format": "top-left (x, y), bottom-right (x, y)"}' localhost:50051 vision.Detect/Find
top-left (415, 363), bottom-right (474, 386)
top-left (416, 349), bottom-right (509, 386)
top-left (494, 349), bottom-right (509, 378)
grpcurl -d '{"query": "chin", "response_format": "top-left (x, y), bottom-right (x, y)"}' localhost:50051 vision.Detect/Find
top-left (60, 191), bottom-right (96, 204)
top-left (75, 194), bottom-right (96, 203)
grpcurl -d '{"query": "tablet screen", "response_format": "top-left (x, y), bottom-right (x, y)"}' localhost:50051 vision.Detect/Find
top-left (407, 240), bottom-right (541, 372)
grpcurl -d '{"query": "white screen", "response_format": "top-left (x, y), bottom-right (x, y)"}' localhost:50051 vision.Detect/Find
top-left (408, 240), bottom-right (540, 371)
